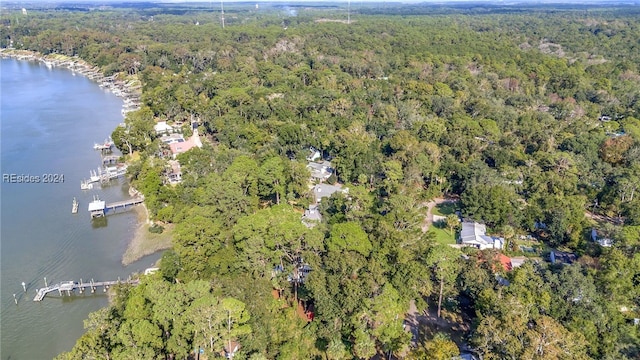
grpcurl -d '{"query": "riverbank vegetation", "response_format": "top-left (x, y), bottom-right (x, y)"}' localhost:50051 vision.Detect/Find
top-left (3, 1), bottom-right (639, 359)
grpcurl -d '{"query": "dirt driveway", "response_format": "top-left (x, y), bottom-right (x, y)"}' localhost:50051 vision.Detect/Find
top-left (421, 197), bottom-right (459, 233)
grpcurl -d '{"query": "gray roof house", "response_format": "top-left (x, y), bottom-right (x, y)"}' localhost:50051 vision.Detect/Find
top-left (307, 161), bottom-right (333, 182)
top-left (302, 204), bottom-right (322, 228)
top-left (313, 183), bottom-right (348, 203)
top-left (460, 222), bottom-right (504, 250)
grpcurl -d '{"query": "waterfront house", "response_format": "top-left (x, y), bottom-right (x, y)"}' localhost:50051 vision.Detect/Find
top-left (160, 133), bottom-right (185, 144)
top-left (154, 121), bottom-right (173, 135)
top-left (168, 129), bottom-right (203, 158)
top-left (166, 160), bottom-right (182, 184)
top-left (169, 141), bottom-right (196, 158)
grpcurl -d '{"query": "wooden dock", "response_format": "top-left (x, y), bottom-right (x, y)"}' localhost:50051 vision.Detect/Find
top-left (33, 278), bottom-right (139, 301)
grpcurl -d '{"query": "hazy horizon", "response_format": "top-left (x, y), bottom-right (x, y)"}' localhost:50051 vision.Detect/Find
top-left (5, 0), bottom-right (639, 4)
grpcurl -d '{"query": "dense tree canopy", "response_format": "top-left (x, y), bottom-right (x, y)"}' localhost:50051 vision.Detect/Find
top-left (9, 2), bottom-right (638, 359)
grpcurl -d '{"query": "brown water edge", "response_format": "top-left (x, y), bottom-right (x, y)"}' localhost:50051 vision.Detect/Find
top-left (122, 204), bottom-right (173, 266)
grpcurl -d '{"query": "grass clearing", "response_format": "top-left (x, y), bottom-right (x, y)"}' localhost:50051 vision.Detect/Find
top-left (433, 202), bottom-right (457, 216)
top-left (428, 222), bottom-right (457, 245)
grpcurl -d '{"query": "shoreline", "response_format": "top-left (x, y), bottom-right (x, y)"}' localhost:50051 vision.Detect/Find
top-left (122, 203), bottom-right (173, 266)
top-left (0, 49), bottom-right (142, 117)
top-left (1, 49), bottom-right (168, 265)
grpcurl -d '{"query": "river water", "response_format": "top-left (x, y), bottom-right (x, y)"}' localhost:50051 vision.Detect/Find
top-left (0, 58), bottom-right (161, 359)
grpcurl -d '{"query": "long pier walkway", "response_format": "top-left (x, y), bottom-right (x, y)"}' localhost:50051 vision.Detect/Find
top-left (106, 197), bottom-right (145, 211)
top-left (33, 278), bottom-right (139, 301)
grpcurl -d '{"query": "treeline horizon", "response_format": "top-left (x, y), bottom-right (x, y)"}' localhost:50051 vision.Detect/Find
top-left (2, 3), bottom-right (638, 359)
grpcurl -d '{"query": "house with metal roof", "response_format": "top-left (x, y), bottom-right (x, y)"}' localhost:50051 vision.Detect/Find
top-left (459, 221), bottom-right (504, 250)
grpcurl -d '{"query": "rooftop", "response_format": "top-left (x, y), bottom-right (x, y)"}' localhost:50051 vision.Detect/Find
top-left (307, 161), bottom-right (333, 181)
top-left (168, 130), bottom-right (202, 157)
top-left (550, 250), bottom-right (577, 265)
top-left (460, 221), bottom-right (504, 250)
top-left (313, 183), bottom-right (347, 203)
top-left (160, 133), bottom-right (184, 144)
top-left (302, 204), bottom-right (322, 227)
top-left (88, 200), bottom-right (106, 212)
top-left (154, 121), bottom-right (173, 134)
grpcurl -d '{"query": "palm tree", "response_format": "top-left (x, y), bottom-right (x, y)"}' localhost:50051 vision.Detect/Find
top-left (445, 214), bottom-right (460, 241)
top-left (501, 224), bottom-right (516, 251)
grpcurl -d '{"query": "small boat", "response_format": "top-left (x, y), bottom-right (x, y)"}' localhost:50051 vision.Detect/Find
top-left (93, 138), bottom-right (114, 151)
top-left (72, 197), bottom-right (79, 214)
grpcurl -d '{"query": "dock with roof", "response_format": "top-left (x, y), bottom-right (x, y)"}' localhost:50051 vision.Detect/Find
top-left (88, 195), bottom-right (144, 218)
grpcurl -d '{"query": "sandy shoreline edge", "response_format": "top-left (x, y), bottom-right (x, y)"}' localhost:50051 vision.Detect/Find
top-left (122, 203), bottom-right (173, 266)
top-left (2, 49), bottom-right (171, 265)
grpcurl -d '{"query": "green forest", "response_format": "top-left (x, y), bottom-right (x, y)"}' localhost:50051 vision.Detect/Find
top-left (2, 2), bottom-right (639, 359)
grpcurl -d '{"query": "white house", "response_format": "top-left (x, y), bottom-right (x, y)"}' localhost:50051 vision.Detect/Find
top-left (306, 148), bottom-right (321, 162)
top-left (459, 222), bottom-right (504, 250)
top-left (154, 121), bottom-right (174, 135)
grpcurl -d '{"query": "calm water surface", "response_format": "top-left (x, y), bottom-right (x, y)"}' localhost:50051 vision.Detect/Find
top-left (1, 58), bottom-right (161, 359)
